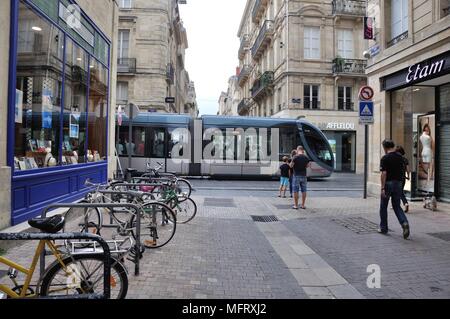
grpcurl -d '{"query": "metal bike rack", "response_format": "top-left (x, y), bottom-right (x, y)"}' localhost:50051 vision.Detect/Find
top-left (0, 232), bottom-right (111, 299)
top-left (41, 203), bottom-right (143, 276)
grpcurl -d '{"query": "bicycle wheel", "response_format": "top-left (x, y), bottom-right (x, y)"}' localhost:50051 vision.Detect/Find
top-left (63, 202), bottom-right (102, 235)
top-left (131, 202), bottom-right (176, 249)
top-left (40, 254), bottom-right (128, 299)
top-left (175, 178), bottom-right (192, 201)
top-left (170, 197), bottom-right (197, 224)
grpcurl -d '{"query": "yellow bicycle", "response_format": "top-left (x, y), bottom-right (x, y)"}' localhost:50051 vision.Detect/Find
top-left (0, 215), bottom-right (128, 299)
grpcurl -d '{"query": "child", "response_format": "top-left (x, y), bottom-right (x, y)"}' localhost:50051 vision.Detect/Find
top-left (279, 156), bottom-right (290, 198)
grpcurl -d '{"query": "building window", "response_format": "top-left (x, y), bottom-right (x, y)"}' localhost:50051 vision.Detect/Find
top-left (119, 0), bottom-right (132, 9)
top-left (14, 3), bottom-right (64, 170)
top-left (338, 87), bottom-right (353, 110)
top-left (118, 30), bottom-right (130, 59)
top-left (117, 82), bottom-right (129, 103)
top-left (304, 85), bottom-right (320, 109)
top-left (390, 0), bottom-right (408, 41)
top-left (337, 29), bottom-right (353, 59)
top-left (440, 0), bottom-right (450, 19)
top-left (304, 26), bottom-right (320, 59)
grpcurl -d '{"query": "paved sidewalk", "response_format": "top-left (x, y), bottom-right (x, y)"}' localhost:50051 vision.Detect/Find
top-left (1, 192), bottom-right (450, 299)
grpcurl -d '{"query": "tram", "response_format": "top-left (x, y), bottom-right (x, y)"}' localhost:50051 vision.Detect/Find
top-left (116, 114), bottom-right (334, 178)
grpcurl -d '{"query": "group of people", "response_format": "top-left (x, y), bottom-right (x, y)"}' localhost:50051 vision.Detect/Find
top-left (278, 140), bottom-right (412, 239)
top-left (278, 146), bottom-right (311, 210)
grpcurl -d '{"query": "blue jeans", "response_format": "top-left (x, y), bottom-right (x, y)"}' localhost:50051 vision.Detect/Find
top-left (292, 175), bottom-right (307, 194)
top-left (380, 180), bottom-right (409, 232)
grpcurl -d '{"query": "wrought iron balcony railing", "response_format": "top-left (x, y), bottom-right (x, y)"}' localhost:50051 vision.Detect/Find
top-left (338, 101), bottom-right (355, 111)
top-left (166, 63), bottom-right (175, 84)
top-left (332, 0), bottom-right (367, 17)
top-left (238, 35), bottom-right (250, 60)
top-left (251, 71), bottom-right (274, 100)
top-left (251, 20), bottom-right (274, 60)
top-left (387, 31), bottom-right (408, 48)
top-left (332, 58), bottom-right (367, 75)
top-left (117, 58), bottom-right (136, 73)
top-left (304, 100), bottom-right (321, 110)
top-left (238, 98), bottom-right (251, 116)
top-left (238, 65), bottom-right (251, 87)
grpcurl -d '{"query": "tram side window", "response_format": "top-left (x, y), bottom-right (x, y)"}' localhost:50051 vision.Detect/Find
top-left (151, 129), bottom-right (166, 158)
top-left (117, 126), bottom-right (145, 157)
top-left (168, 127), bottom-right (186, 158)
top-left (302, 124), bottom-right (333, 167)
top-left (279, 127), bottom-right (298, 159)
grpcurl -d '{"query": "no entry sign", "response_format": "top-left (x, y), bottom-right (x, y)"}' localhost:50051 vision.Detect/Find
top-left (359, 86), bottom-right (374, 101)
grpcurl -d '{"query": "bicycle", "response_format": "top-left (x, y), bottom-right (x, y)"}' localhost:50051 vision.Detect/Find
top-left (0, 215), bottom-right (128, 299)
top-left (66, 180), bottom-right (177, 250)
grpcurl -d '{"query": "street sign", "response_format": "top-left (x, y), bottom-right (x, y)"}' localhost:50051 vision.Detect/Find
top-left (359, 101), bottom-right (374, 124)
top-left (165, 97), bottom-right (175, 104)
top-left (359, 86), bottom-right (375, 101)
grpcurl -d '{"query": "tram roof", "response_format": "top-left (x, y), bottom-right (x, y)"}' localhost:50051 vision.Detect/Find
top-left (201, 115), bottom-right (302, 128)
top-left (120, 113), bottom-right (192, 125)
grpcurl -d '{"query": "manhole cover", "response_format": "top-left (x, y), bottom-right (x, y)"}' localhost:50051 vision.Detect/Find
top-left (203, 198), bottom-right (236, 208)
top-left (427, 232), bottom-right (450, 242)
top-left (251, 215), bottom-right (279, 223)
top-left (332, 217), bottom-right (380, 234)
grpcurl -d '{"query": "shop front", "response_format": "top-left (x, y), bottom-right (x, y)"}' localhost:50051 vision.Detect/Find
top-left (381, 51), bottom-right (450, 202)
top-left (6, 0), bottom-right (113, 225)
top-left (313, 120), bottom-right (362, 173)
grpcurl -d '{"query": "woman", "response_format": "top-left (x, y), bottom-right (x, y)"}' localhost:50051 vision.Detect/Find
top-left (396, 146), bottom-right (410, 213)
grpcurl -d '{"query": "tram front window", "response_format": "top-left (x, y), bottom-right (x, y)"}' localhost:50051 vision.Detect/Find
top-left (301, 124), bottom-right (333, 167)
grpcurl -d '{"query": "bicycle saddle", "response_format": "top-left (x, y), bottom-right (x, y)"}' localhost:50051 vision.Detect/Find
top-left (28, 215), bottom-right (65, 234)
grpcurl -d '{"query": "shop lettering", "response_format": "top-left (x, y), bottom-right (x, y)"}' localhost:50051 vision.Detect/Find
top-left (317, 122), bottom-right (355, 130)
top-left (406, 60), bottom-right (445, 83)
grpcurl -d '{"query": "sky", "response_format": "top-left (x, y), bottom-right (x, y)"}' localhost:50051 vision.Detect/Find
top-left (179, 0), bottom-right (247, 115)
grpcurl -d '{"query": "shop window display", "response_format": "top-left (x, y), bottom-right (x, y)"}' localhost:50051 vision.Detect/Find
top-left (391, 86), bottom-right (436, 196)
top-left (14, 3), bottom-right (63, 170)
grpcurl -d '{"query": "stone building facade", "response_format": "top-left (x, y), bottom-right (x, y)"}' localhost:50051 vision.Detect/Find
top-left (365, 0), bottom-right (450, 201)
top-left (218, 75), bottom-right (240, 116)
top-left (116, 0), bottom-right (197, 115)
top-left (236, 0), bottom-right (370, 173)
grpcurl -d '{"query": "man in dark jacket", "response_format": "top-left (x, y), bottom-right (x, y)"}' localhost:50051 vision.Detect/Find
top-left (379, 140), bottom-right (410, 239)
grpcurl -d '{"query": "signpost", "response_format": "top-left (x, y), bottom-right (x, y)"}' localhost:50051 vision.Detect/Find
top-left (124, 103), bottom-right (140, 171)
top-left (359, 86), bottom-right (375, 199)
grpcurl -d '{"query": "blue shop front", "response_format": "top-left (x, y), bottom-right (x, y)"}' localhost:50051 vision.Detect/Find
top-left (7, 0), bottom-right (112, 225)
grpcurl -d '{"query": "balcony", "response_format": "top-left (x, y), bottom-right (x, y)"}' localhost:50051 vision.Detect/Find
top-left (166, 63), bottom-right (175, 84)
top-left (238, 35), bottom-right (250, 60)
top-left (251, 20), bottom-right (274, 60)
top-left (117, 58), bottom-right (136, 74)
top-left (252, 0), bottom-right (269, 23)
top-left (332, 58), bottom-right (367, 76)
top-left (238, 98), bottom-right (251, 116)
top-left (332, 0), bottom-right (367, 17)
top-left (387, 31), bottom-right (408, 48)
top-left (238, 65), bottom-right (251, 87)
top-left (251, 71), bottom-right (274, 101)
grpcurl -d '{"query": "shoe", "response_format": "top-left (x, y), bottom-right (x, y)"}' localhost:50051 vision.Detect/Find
top-left (378, 229), bottom-right (388, 235)
top-left (292, 206), bottom-right (299, 210)
top-left (405, 204), bottom-right (409, 213)
top-left (402, 223), bottom-right (410, 239)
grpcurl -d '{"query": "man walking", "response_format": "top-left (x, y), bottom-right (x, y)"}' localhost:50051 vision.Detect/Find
top-left (379, 140), bottom-right (410, 239)
top-left (290, 146), bottom-right (311, 210)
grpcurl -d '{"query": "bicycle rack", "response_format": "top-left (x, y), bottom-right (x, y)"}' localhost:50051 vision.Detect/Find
top-left (41, 203), bottom-right (143, 277)
top-left (0, 232), bottom-right (111, 299)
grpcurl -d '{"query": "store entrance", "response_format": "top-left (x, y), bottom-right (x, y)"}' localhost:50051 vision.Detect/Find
top-left (324, 131), bottom-right (356, 173)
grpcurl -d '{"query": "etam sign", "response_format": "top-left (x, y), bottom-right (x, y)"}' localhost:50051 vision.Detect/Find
top-left (381, 52), bottom-right (450, 91)
top-left (406, 60), bottom-right (445, 83)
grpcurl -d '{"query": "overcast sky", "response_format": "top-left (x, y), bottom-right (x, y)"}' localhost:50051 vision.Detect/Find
top-left (179, 0), bottom-right (247, 115)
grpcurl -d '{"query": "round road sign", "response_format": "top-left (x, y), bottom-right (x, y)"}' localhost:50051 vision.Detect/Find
top-left (359, 86), bottom-right (374, 101)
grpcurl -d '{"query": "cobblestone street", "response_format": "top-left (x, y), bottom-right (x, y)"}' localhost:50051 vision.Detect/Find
top-left (2, 176), bottom-right (450, 299)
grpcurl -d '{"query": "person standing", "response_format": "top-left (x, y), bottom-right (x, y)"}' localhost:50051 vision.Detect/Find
top-left (278, 157), bottom-right (290, 198)
top-left (396, 145), bottom-right (410, 213)
top-left (379, 140), bottom-right (410, 239)
top-left (290, 146), bottom-right (311, 210)
top-left (288, 149), bottom-right (297, 198)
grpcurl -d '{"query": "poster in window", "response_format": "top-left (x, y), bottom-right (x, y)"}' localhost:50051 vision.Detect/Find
top-left (70, 112), bottom-right (80, 138)
top-left (15, 89), bottom-right (23, 123)
top-left (42, 89), bottom-right (53, 129)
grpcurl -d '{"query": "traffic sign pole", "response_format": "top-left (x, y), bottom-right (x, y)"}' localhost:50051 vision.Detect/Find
top-left (364, 124), bottom-right (368, 199)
